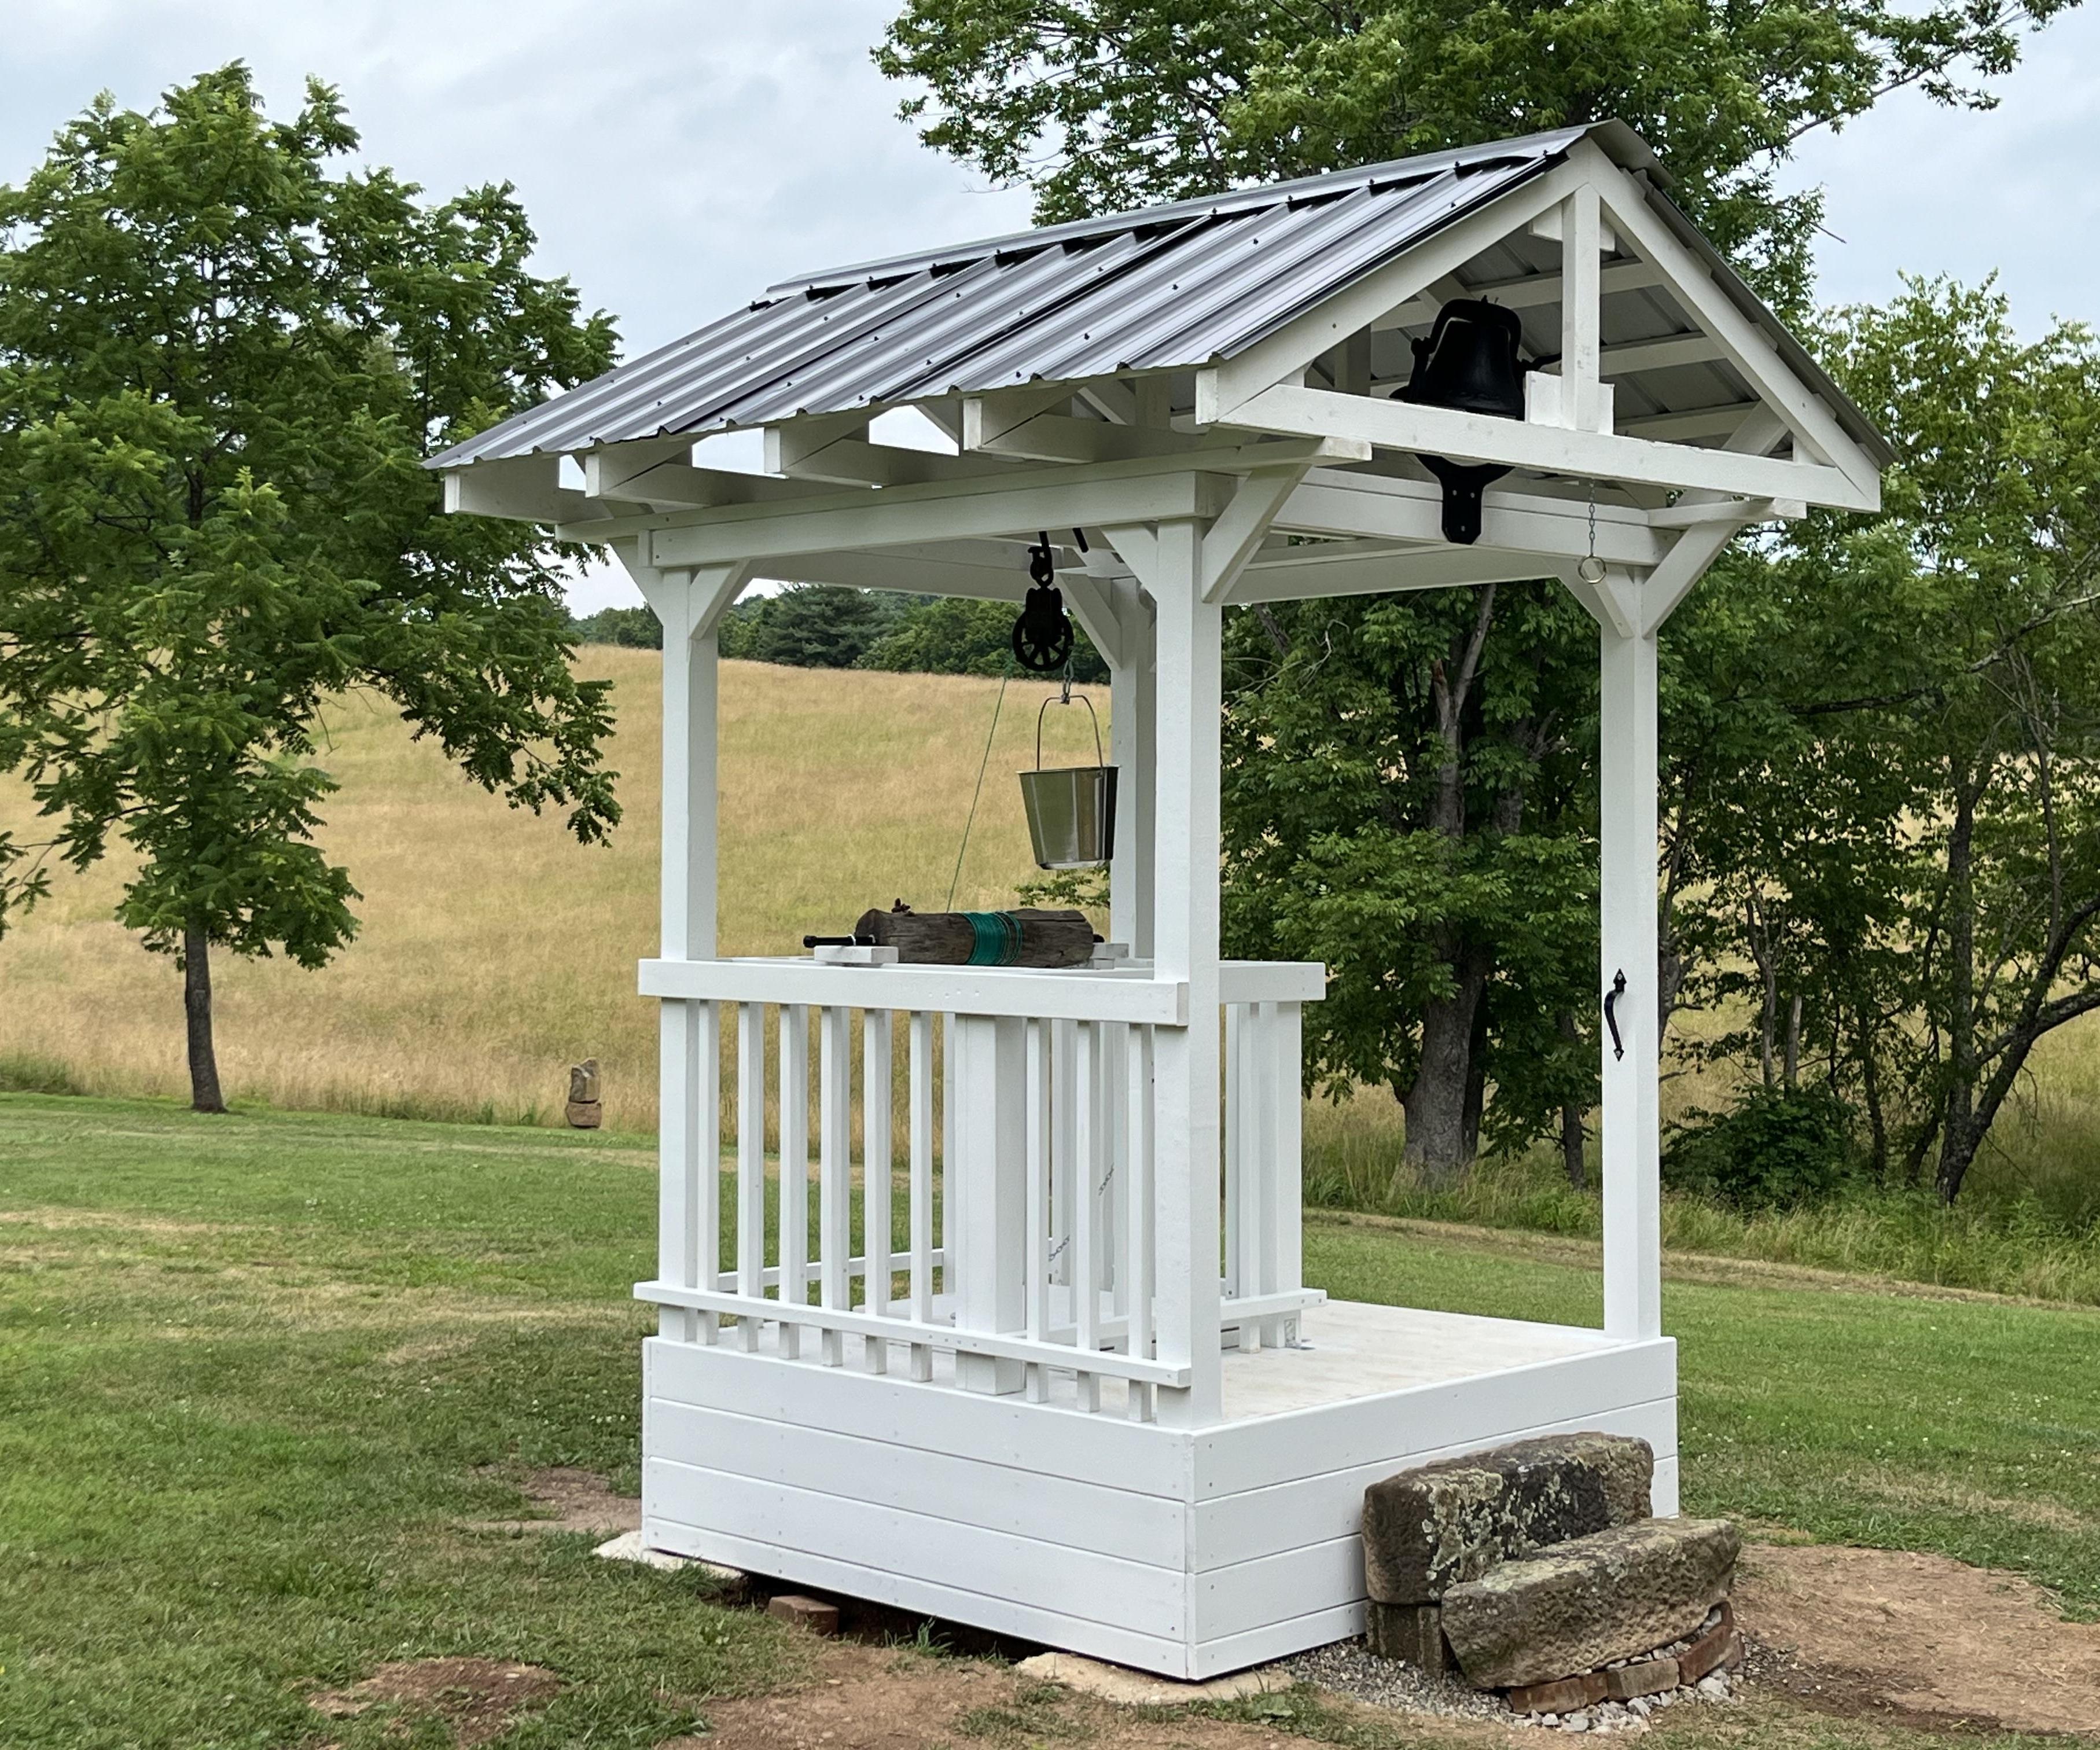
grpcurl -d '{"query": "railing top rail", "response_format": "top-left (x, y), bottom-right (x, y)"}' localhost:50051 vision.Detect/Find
top-left (639, 956), bottom-right (1325, 1019)
top-left (639, 957), bottom-right (1191, 1023)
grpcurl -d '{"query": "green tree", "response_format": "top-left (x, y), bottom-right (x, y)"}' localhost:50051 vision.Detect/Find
top-left (878, 0), bottom-right (2077, 1177)
top-left (742, 584), bottom-right (907, 668)
top-left (1669, 282), bottom-right (2100, 1203)
top-left (573, 605), bottom-right (664, 648)
top-left (859, 594), bottom-right (1109, 682)
top-left (878, 0), bottom-right (2075, 313)
top-left (1223, 581), bottom-right (1599, 1181)
top-left (0, 67), bottom-right (619, 1112)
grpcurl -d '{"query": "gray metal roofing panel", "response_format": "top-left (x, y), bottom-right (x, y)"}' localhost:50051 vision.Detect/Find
top-left (433, 119), bottom-right (1889, 472)
top-left (435, 136), bottom-right (1577, 468)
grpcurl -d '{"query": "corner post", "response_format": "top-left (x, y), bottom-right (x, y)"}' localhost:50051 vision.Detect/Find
top-left (1116, 519), bottom-right (1224, 1427)
top-left (632, 555), bottom-right (748, 1345)
top-left (1599, 616), bottom-right (1661, 1341)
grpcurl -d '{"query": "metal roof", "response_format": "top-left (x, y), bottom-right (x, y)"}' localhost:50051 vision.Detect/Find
top-left (435, 121), bottom-right (1888, 470)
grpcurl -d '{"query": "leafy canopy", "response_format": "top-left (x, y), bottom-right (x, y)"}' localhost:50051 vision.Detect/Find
top-left (0, 65), bottom-right (619, 973)
top-left (879, 0), bottom-right (2077, 307)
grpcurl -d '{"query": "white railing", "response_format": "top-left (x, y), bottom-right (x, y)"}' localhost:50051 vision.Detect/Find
top-left (635, 958), bottom-right (1323, 1420)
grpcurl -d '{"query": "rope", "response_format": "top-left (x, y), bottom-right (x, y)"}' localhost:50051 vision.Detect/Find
top-left (946, 668), bottom-right (1010, 910)
top-left (961, 911), bottom-right (1024, 966)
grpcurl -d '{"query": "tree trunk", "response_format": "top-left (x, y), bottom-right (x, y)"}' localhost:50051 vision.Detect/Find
top-left (1856, 997), bottom-right (1889, 1181)
top-left (1782, 991), bottom-right (1803, 1090)
top-left (1403, 948), bottom-right (1492, 1185)
top-left (182, 916), bottom-right (227, 1115)
top-left (1555, 1011), bottom-right (1588, 1188)
top-left (1937, 781), bottom-right (1980, 1203)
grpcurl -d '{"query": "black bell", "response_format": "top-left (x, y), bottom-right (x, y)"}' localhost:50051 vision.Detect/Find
top-left (1393, 298), bottom-right (1529, 545)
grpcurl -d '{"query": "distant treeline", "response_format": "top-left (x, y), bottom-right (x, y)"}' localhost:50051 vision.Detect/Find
top-left (572, 584), bottom-right (1108, 682)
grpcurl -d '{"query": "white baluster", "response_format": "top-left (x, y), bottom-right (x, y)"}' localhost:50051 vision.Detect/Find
top-left (1072, 1021), bottom-right (1101, 1412)
top-left (1223, 1001), bottom-right (1243, 1310)
top-left (1126, 1024), bottom-right (1156, 1422)
top-left (737, 1001), bottom-right (766, 1351)
top-left (907, 1010), bottom-right (935, 1381)
top-left (778, 1002), bottom-right (809, 1360)
top-left (1024, 1017), bottom-right (1051, 1402)
top-left (1050, 1017), bottom-right (1077, 1287)
top-left (1273, 1001), bottom-right (1305, 1347)
top-left (818, 1004), bottom-right (851, 1366)
top-left (863, 1009), bottom-right (893, 1374)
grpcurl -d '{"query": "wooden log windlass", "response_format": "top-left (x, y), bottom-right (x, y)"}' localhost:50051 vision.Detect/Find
top-left (851, 901), bottom-right (1097, 968)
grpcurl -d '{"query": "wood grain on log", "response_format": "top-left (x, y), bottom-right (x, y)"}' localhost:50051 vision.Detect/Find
top-left (852, 905), bottom-right (1095, 969)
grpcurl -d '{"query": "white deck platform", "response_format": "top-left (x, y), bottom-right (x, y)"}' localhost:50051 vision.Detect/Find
top-left (641, 1299), bottom-right (1676, 1678)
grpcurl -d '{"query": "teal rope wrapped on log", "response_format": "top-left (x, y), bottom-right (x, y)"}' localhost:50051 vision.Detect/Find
top-left (962, 911), bottom-right (1025, 966)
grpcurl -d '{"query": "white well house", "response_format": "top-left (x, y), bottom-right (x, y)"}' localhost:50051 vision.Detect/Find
top-left (437, 122), bottom-right (1885, 1678)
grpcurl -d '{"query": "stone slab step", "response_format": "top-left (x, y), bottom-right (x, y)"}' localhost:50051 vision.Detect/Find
top-left (1362, 1432), bottom-right (1654, 1606)
top-left (1441, 1517), bottom-right (1741, 1689)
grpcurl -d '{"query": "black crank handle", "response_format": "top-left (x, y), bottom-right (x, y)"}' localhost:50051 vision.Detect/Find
top-left (1603, 970), bottom-right (1628, 1061)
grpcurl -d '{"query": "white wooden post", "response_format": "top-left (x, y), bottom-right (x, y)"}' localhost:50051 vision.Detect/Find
top-left (1599, 620), bottom-right (1663, 1341)
top-left (1108, 577), bottom-right (1157, 957)
top-left (1561, 185), bottom-right (1606, 434)
top-left (1126, 519), bottom-right (1224, 1426)
top-left (651, 567), bottom-right (705, 1344)
top-left (633, 556), bottom-right (746, 1348)
top-left (951, 1013), bottom-right (1027, 1394)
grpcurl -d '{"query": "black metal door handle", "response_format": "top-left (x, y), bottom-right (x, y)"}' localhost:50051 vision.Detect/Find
top-left (1604, 970), bottom-right (1627, 1061)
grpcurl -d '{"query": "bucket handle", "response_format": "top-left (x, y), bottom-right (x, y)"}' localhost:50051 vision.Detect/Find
top-left (1036, 690), bottom-right (1105, 774)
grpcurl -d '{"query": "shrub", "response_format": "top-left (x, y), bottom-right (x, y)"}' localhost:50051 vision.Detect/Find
top-left (571, 605), bottom-right (662, 648)
top-left (859, 595), bottom-right (1108, 682)
top-left (1663, 1083), bottom-right (1856, 1210)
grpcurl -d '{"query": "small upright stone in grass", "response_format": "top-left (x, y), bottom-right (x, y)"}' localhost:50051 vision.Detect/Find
top-left (766, 1593), bottom-right (840, 1635)
top-left (566, 1058), bottom-right (602, 1129)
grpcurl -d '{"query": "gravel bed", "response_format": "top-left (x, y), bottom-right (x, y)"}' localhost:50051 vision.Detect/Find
top-left (1288, 1639), bottom-right (1740, 1734)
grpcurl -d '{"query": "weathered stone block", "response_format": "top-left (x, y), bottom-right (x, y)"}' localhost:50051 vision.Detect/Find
top-left (1366, 1602), bottom-right (1450, 1674)
top-left (1362, 1433), bottom-right (1654, 1605)
top-left (1506, 1671), bottom-right (1608, 1715)
top-left (1604, 1655), bottom-right (1680, 1701)
top-left (1441, 1517), bottom-right (1741, 1689)
top-left (766, 1593), bottom-right (840, 1635)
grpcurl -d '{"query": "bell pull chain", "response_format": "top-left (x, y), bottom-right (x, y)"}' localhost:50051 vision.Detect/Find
top-left (1577, 483), bottom-right (1608, 585)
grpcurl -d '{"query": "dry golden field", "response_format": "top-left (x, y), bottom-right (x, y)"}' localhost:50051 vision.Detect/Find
top-left (4, 649), bottom-right (2098, 1204)
top-left (0, 652), bottom-right (1119, 1133)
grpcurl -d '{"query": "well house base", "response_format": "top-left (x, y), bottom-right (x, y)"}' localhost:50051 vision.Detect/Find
top-left (642, 1300), bottom-right (1678, 1679)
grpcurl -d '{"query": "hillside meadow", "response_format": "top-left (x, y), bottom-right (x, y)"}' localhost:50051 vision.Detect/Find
top-left (4, 651), bottom-right (2099, 1298)
top-left (0, 652), bottom-right (1123, 1133)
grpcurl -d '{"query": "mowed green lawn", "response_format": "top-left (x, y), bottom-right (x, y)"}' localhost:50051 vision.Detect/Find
top-left (3, 1093), bottom-right (2098, 1750)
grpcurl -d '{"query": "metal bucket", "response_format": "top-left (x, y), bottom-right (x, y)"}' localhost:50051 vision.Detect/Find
top-left (1019, 693), bottom-right (1117, 869)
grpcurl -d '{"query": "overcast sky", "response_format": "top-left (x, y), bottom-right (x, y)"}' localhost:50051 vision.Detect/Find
top-left (4, 1), bottom-right (2096, 610)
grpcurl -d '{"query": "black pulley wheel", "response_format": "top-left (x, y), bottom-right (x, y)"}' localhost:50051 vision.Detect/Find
top-left (1012, 582), bottom-right (1075, 672)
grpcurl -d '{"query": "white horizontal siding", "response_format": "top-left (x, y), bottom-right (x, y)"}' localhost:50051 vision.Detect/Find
top-left (645, 1458), bottom-right (1188, 1641)
top-left (646, 1337), bottom-right (1191, 1498)
top-left (1190, 1395), bottom-right (1678, 1569)
top-left (646, 1513), bottom-right (1198, 1677)
top-left (648, 1398), bottom-right (1186, 1568)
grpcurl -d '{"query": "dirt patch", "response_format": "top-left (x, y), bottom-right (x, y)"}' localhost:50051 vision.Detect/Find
top-left (468, 1466), bottom-right (640, 1535)
top-left (311, 1657), bottom-right (561, 1747)
top-left (1734, 1541), bottom-right (2100, 1735)
top-left (670, 1639), bottom-right (1518, 1750)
